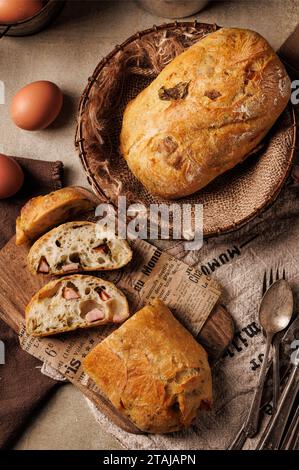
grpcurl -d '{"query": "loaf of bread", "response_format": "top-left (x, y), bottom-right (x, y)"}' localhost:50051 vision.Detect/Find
top-left (26, 274), bottom-right (129, 336)
top-left (83, 298), bottom-right (212, 433)
top-left (16, 186), bottom-right (97, 246)
top-left (120, 28), bottom-right (291, 199)
top-left (27, 221), bottom-right (132, 275)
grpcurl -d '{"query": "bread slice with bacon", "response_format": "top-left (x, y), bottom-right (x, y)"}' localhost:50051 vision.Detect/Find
top-left (25, 274), bottom-right (129, 337)
top-left (27, 221), bottom-right (132, 275)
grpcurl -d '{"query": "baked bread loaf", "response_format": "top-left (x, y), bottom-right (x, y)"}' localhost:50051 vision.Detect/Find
top-left (26, 274), bottom-right (129, 337)
top-left (16, 186), bottom-right (97, 246)
top-left (27, 221), bottom-right (132, 275)
top-left (120, 28), bottom-right (291, 199)
top-left (83, 298), bottom-right (212, 433)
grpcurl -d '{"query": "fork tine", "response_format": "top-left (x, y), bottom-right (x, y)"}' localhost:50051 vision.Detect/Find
top-left (262, 271), bottom-right (267, 295)
top-left (276, 268), bottom-right (279, 281)
top-left (269, 268), bottom-right (273, 286)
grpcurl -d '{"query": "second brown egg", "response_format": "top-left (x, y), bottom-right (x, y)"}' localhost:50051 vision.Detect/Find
top-left (11, 80), bottom-right (63, 131)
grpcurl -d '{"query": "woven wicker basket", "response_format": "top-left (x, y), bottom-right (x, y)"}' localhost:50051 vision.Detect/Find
top-left (0, 0), bottom-right (65, 37)
top-left (76, 21), bottom-right (297, 238)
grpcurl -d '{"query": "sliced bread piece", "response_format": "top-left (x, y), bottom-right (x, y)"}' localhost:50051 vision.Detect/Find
top-left (27, 221), bottom-right (132, 275)
top-left (16, 186), bottom-right (98, 246)
top-left (26, 274), bottom-right (129, 337)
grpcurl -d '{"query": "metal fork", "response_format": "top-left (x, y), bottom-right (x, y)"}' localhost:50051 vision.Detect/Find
top-left (262, 268), bottom-right (286, 412)
top-left (228, 267), bottom-right (286, 450)
top-left (280, 403), bottom-right (299, 449)
top-left (257, 358), bottom-right (298, 449)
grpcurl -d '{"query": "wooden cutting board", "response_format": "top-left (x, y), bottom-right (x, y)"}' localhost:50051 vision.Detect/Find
top-left (0, 236), bottom-right (234, 433)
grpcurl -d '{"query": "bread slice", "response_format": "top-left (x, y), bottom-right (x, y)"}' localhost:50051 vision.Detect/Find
top-left (16, 186), bottom-right (98, 246)
top-left (27, 221), bottom-right (132, 275)
top-left (83, 298), bottom-right (212, 433)
top-left (26, 274), bottom-right (129, 337)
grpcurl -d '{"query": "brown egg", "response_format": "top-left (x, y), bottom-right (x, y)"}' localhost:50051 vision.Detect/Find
top-left (0, 154), bottom-right (24, 199)
top-left (0, 0), bottom-right (43, 24)
top-left (11, 80), bottom-right (63, 131)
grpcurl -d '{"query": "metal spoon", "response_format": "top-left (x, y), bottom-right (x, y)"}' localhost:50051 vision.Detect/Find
top-left (245, 279), bottom-right (293, 435)
top-left (229, 279), bottom-right (293, 448)
top-left (256, 314), bottom-right (299, 449)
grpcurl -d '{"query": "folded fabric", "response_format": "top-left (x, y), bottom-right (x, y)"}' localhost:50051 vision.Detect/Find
top-left (0, 157), bottom-right (63, 449)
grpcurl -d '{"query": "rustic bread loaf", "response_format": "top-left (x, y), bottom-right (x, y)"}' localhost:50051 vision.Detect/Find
top-left (16, 186), bottom-right (97, 246)
top-left (120, 28), bottom-right (291, 199)
top-left (27, 221), bottom-right (132, 275)
top-left (83, 298), bottom-right (212, 433)
top-left (26, 274), bottom-right (129, 337)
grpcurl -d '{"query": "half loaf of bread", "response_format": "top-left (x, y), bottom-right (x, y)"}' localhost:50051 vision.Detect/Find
top-left (27, 221), bottom-right (132, 275)
top-left (83, 298), bottom-right (212, 433)
top-left (26, 274), bottom-right (129, 337)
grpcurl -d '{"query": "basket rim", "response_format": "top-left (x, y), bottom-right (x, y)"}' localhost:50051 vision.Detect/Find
top-left (75, 21), bottom-right (297, 238)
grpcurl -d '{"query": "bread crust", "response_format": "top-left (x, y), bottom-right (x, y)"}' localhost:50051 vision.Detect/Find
top-left (27, 221), bottom-right (133, 275)
top-left (83, 298), bottom-right (212, 433)
top-left (25, 274), bottom-right (129, 337)
top-left (16, 186), bottom-right (97, 246)
top-left (120, 28), bottom-right (291, 199)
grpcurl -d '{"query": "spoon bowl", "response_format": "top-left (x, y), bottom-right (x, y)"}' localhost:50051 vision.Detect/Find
top-left (259, 279), bottom-right (294, 334)
top-left (229, 277), bottom-right (294, 447)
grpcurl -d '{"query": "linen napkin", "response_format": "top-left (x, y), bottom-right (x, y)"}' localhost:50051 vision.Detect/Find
top-left (0, 156), bottom-right (63, 449)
